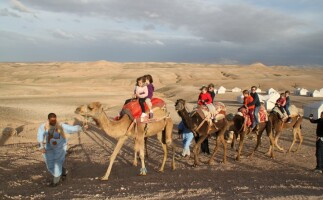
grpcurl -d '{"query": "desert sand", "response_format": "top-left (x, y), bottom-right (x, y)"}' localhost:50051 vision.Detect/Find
top-left (0, 61), bottom-right (323, 199)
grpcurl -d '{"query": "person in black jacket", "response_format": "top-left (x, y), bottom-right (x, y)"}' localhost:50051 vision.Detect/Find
top-left (247, 86), bottom-right (261, 129)
top-left (309, 111), bottom-right (323, 173)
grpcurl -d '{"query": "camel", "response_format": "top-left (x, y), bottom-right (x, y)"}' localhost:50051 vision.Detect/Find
top-left (229, 115), bottom-right (275, 160)
top-left (175, 99), bottom-right (228, 166)
top-left (75, 102), bottom-right (175, 181)
top-left (267, 111), bottom-right (303, 156)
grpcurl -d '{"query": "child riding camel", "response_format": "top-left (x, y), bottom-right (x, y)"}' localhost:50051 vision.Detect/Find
top-left (276, 93), bottom-right (287, 120)
top-left (208, 83), bottom-right (216, 103)
top-left (285, 91), bottom-right (292, 123)
top-left (144, 74), bottom-right (154, 119)
top-left (242, 90), bottom-right (255, 126)
top-left (198, 86), bottom-right (217, 122)
top-left (135, 76), bottom-right (148, 120)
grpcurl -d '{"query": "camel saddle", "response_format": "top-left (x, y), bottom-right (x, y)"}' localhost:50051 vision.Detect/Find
top-left (237, 105), bottom-right (268, 128)
top-left (193, 102), bottom-right (226, 121)
top-left (272, 104), bottom-right (299, 123)
top-left (121, 98), bottom-right (166, 121)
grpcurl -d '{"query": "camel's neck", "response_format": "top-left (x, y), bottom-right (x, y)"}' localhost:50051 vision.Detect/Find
top-left (93, 111), bottom-right (131, 138)
top-left (177, 108), bottom-right (194, 130)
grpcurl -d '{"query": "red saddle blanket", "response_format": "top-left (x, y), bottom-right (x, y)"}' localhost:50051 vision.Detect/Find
top-left (121, 98), bottom-right (165, 120)
top-left (238, 106), bottom-right (268, 128)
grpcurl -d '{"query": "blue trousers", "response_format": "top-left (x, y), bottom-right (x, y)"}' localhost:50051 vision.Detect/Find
top-left (253, 106), bottom-right (260, 127)
top-left (183, 133), bottom-right (194, 151)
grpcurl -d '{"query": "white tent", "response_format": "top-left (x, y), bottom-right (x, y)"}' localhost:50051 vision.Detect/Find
top-left (217, 86), bottom-right (226, 94)
top-left (237, 95), bottom-right (244, 104)
top-left (304, 101), bottom-right (323, 119)
top-left (256, 88), bottom-right (262, 93)
top-left (258, 94), bottom-right (269, 103)
top-left (299, 88), bottom-right (308, 96)
top-left (320, 88), bottom-right (323, 95)
top-left (231, 87), bottom-right (241, 92)
top-left (309, 90), bottom-right (323, 97)
top-left (267, 88), bottom-right (278, 95)
top-left (264, 92), bottom-right (280, 110)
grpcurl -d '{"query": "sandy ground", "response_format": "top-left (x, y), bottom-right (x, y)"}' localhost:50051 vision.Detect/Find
top-left (0, 61), bottom-right (323, 199)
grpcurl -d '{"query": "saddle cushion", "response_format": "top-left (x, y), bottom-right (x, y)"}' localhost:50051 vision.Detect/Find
top-left (121, 98), bottom-right (165, 120)
top-left (196, 102), bottom-right (226, 120)
top-left (238, 105), bottom-right (268, 128)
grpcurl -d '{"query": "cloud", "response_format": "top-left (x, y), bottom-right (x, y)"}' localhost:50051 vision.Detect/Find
top-left (52, 29), bottom-right (74, 39)
top-left (11, 0), bottom-right (33, 13)
top-left (143, 24), bottom-right (155, 31)
top-left (0, 8), bottom-right (20, 18)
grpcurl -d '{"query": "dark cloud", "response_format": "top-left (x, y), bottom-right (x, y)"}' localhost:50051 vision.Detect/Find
top-left (1, 0), bottom-right (322, 65)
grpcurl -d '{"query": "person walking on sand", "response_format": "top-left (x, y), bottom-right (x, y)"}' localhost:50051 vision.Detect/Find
top-left (37, 113), bottom-right (87, 186)
top-left (309, 111), bottom-right (323, 174)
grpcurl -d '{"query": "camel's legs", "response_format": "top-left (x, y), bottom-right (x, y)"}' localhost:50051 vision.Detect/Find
top-left (208, 135), bottom-right (219, 164)
top-left (133, 151), bottom-right (138, 167)
top-left (139, 143), bottom-right (147, 175)
top-left (144, 137), bottom-right (149, 158)
top-left (295, 128), bottom-right (303, 152)
top-left (220, 133), bottom-right (227, 163)
top-left (249, 128), bottom-right (265, 158)
top-left (274, 131), bottom-right (285, 151)
top-left (165, 119), bottom-right (176, 170)
top-left (231, 132), bottom-right (237, 150)
top-left (157, 132), bottom-right (168, 172)
top-left (287, 128), bottom-right (298, 153)
top-left (101, 135), bottom-right (128, 181)
top-left (236, 132), bottom-right (245, 161)
top-left (266, 130), bottom-right (275, 158)
top-left (193, 134), bottom-right (208, 166)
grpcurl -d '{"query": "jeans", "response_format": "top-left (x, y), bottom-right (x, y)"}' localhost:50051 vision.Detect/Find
top-left (285, 105), bottom-right (290, 116)
top-left (183, 132), bottom-right (194, 151)
top-left (253, 106), bottom-right (260, 127)
top-left (316, 139), bottom-right (323, 170)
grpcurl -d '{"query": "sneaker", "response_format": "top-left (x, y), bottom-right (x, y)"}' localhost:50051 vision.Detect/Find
top-left (314, 168), bottom-right (323, 174)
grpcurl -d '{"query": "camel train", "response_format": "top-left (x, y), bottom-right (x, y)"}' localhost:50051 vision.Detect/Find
top-left (74, 76), bottom-right (303, 181)
top-left (75, 96), bottom-right (303, 181)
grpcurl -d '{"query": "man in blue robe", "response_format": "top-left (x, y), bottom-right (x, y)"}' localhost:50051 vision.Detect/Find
top-left (37, 113), bottom-right (86, 186)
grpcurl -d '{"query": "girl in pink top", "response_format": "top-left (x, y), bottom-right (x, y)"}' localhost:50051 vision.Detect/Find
top-left (135, 76), bottom-right (148, 118)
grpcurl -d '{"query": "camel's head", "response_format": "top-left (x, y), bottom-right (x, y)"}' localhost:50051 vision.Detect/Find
top-left (175, 99), bottom-right (186, 111)
top-left (75, 102), bottom-right (103, 118)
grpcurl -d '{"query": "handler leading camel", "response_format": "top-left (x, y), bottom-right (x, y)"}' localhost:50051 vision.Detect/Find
top-left (37, 113), bottom-right (87, 186)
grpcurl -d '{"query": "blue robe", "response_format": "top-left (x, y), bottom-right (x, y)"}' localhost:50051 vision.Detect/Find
top-left (37, 123), bottom-right (81, 177)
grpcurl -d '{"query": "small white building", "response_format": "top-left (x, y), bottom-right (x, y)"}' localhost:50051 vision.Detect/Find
top-left (231, 87), bottom-right (241, 93)
top-left (237, 95), bottom-right (244, 104)
top-left (320, 88), bottom-right (323, 95)
top-left (256, 88), bottom-right (262, 93)
top-left (309, 90), bottom-right (323, 97)
top-left (264, 92), bottom-right (280, 110)
top-left (267, 88), bottom-right (278, 95)
top-left (304, 101), bottom-right (323, 119)
top-left (217, 86), bottom-right (226, 94)
top-left (299, 88), bottom-right (308, 96)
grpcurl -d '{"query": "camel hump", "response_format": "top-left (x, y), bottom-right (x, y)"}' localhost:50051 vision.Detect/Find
top-left (121, 98), bottom-right (166, 120)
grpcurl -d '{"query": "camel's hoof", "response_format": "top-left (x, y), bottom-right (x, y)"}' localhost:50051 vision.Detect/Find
top-left (139, 168), bottom-right (147, 176)
top-left (100, 176), bottom-right (109, 181)
top-left (133, 162), bottom-right (138, 167)
top-left (208, 160), bottom-right (214, 165)
top-left (158, 169), bottom-right (164, 173)
top-left (247, 153), bottom-right (254, 158)
top-left (220, 160), bottom-right (227, 164)
top-left (235, 157), bottom-right (240, 161)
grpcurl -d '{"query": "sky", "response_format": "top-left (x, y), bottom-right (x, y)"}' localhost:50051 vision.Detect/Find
top-left (1, 0), bottom-right (323, 65)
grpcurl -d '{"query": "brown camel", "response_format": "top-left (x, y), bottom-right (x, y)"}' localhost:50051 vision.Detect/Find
top-left (175, 99), bottom-right (228, 166)
top-left (267, 111), bottom-right (303, 156)
top-left (75, 102), bottom-right (175, 181)
top-left (229, 115), bottom-right (275, 160)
